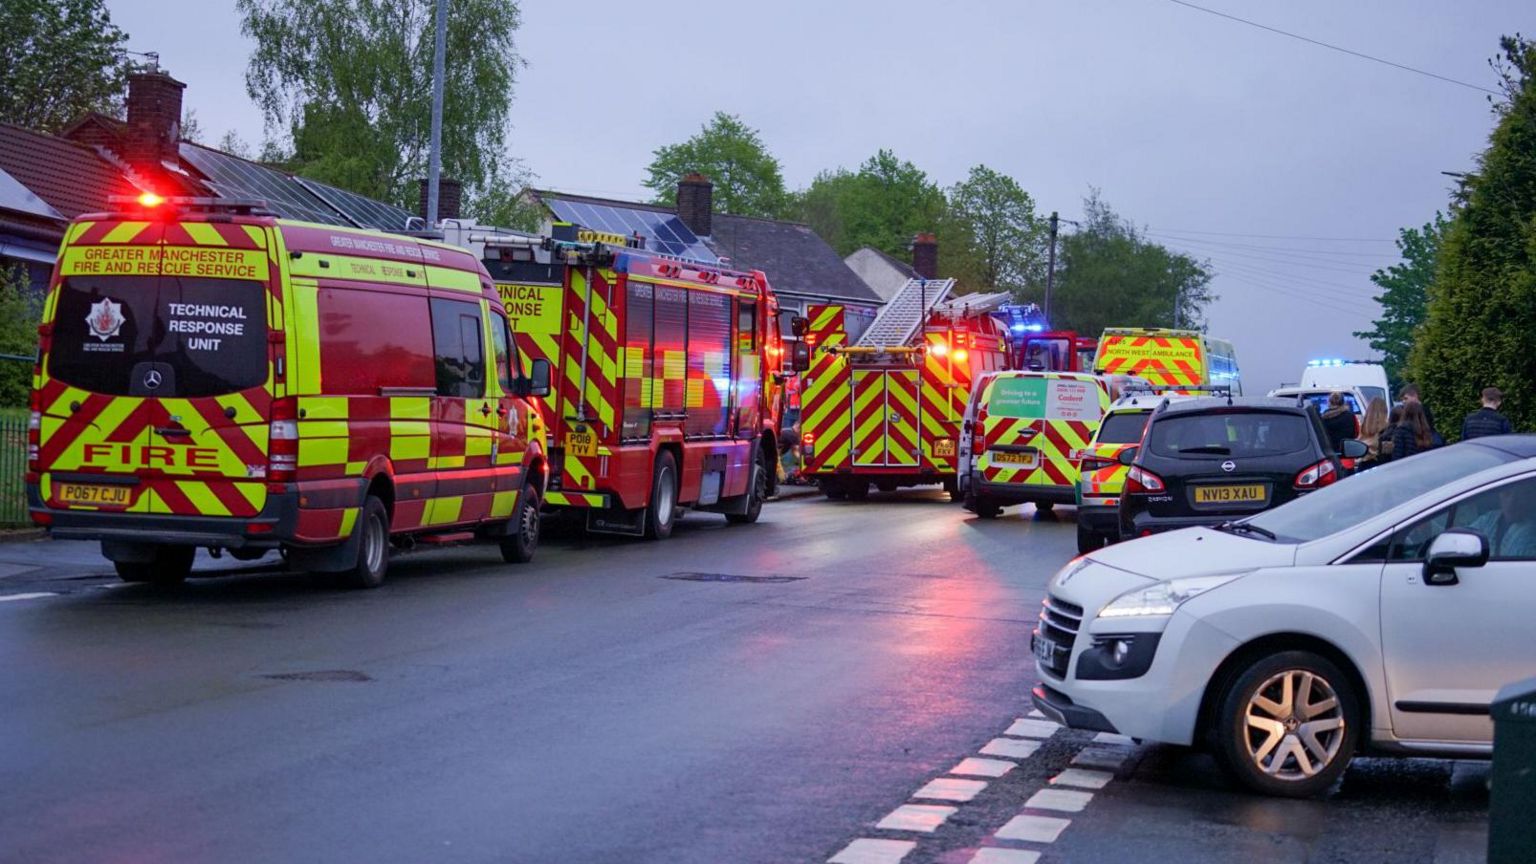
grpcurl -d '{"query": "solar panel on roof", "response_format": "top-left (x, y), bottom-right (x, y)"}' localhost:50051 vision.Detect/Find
top-left (295, 177), bottom-right (414, 232)
top-left (544, 197), bottom-right (716, 262)
top-left (180, 144), bottom-right (346, 226)
top-left (0, 166), bottom-right (62, 220)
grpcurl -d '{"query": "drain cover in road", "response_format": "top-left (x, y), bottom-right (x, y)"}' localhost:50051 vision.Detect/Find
top-left (661, 572), bottom-right (805, 584)
top-left (261, 670), bottom-right (373, 683)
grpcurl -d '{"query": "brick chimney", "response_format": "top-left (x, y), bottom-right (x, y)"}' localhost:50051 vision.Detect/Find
top-left (676, 172), bottom-right (713, 237)
top-left (123, 70), bottom-right (186, 171)
top-left (417, 177), bottom-right (462, 222)
top-left (911, 232), bottom-right (938, 280)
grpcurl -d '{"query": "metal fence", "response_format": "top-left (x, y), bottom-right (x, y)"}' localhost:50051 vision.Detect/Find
top-left (0, 410), bottom-right (27, 526)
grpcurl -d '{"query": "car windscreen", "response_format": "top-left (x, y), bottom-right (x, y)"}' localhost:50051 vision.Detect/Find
top-left (1147, 411), bottom-right (1312, 458)
top-left (1096, 411), bottom-right (1148, 444)
top-left (1298, 392), bottom-right (1361, 414)
top-left (1246, 444), bottom-right (1518, 543)
top-left (1358, 386), bottom-right (1387, 406)
top-left (49, 275), bottom-right (268, 398)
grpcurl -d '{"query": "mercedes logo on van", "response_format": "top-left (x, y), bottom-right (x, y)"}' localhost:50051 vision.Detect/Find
top-left (142, 369), bottom-right (163, 390)
top-left (1221, 460), bottom-right (1236, 473)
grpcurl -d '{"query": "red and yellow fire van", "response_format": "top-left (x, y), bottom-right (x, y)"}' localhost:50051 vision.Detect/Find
top-left (27, 196), bottom-right (551, 588)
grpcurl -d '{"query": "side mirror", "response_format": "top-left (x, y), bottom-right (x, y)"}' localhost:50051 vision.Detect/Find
top-left (1341, 439), bottom-right (1369, 459)
top-left (790, 341), bottom-right (810, 373)
top-left (1117, 447), bottom-right (1139, 466)
top-left (1423, 529), bottom-right (1488, 586)
top-left (790, 315), bottom-right (809, 337)
top-left (515, 358), bottom-right (551, 398)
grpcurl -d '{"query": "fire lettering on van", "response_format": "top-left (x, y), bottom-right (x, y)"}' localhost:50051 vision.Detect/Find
top-left (60, 246), bottom-right (269, 281)
top-left (82, 443), bottom-right (220, 468)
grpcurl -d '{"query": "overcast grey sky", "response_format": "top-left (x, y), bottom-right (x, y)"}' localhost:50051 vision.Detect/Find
top-left (108, 0), bottom-right (1528, 392)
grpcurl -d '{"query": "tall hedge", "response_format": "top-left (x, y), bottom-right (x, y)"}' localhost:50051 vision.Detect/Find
top-left (1409, 37), bottom-right (1536, 436)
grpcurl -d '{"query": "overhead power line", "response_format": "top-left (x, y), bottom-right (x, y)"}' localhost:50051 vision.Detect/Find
top-left (1161, 0), bottom-right (1501, 96)
top-left (1148, 227), bottom-right (1396, 243)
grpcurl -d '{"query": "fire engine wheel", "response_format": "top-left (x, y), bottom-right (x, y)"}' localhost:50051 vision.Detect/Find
top-left (341, 496), bottom-right (391, 589)
top-left (819, 479), bottom-right (847, 501)
top-left (500, 484), bottom-right (541, 564)
top-left (845, 482), bottom-right (870, 501)
top-left (646, 451), bottom-right (679, 540)
top-left (726, 448), bottom-right (769, 525)
top-left (944, 478), bottom-right (962, 503)
top-left (114, 545), bottom-right (195, 585)
top-left (1035, 501), bottom-right (1056, 513)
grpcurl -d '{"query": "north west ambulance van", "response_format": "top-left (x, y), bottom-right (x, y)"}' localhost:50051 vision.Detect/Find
top-left (27, 196), bottom-right (552, 588)
top-left (1093, 328), bottom-right (1241, 394)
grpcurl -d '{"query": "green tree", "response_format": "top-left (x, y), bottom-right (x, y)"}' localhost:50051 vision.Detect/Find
top-left (797, 150), bottom-right (946, 259)
top-left (643, 112), bottom-right (789, 219)
top-left (0, 266), bottom-right (41, 408)
top-left (1408, 36), bottom-right (1536, 434)
top-left (1052, 192), bottom-right (1214, 336)
top-left (1353, 215), bottom-right (1446, 388)
top-left (946, 165), bottom-right (1045, 294)
top-left (0, 0), bottom-right (129, 133)
top-left (237, 0), bottom-right (528, 222)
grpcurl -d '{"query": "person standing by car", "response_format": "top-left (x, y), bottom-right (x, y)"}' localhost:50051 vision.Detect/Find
top-left (1400, 383), bottom-right (1439, 440)
top-left (1461, 387), bottom-right (1514, 440)
top-left (1379, 403), bottom-right (1403, 462)
top-left (1357, 397), bottom-right (1389, 469)
top-left (1392, 401), bottom-right (1438, 460)
top-left (1320, 391), bottom-right (1357, 454)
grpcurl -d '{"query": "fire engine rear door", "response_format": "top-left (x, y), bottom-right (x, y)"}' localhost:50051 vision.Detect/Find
top-left (852, 369), bottom-right (921, 467)
top-left (884, 370), bottom-right (920, 467)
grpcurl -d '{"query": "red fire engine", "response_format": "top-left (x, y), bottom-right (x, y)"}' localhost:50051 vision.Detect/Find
top-left (799, 283), bottom-right (1011, 499)
top-left (471, 227), bottom-right (805, 538)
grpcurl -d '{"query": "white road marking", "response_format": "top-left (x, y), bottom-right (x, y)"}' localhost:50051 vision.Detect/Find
top-left (1050, 768), bottom-right (1113, 790)
top-left (995, 813), bottom-right (1072, 843)
top-left (1092, 732), bottom-right (1135, 746)
top-left (1071, 747), bottom-right (1131, 771)
top-left (980, 738), bottom-right (1041, 760)
top-left (968, 849), bottom-right (1041, 864)
top-left (877, 803), bottom-right (958, 833)
top-left (829, 838), bottom-right (918, 864)
top-left (1026, 709), bottom-right (1047, 719)
top-left (913, 777), bottom-right (988, 802)
top-left (1003, 718), bottom-right (1060, 739)
top-left (0, 592), bottom-right (58, 603)
top-left (951, 757), bottom-right (1016, 778)
top-left (1024, 788), bottom-right (1094, 813)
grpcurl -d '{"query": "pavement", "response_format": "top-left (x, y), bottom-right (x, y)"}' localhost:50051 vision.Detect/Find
top-left (0, 491), bottom-right (1492, 864)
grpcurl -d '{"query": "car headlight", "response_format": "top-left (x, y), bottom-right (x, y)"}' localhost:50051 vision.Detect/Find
top-left (1098, 574), bottom-right (1242, 618)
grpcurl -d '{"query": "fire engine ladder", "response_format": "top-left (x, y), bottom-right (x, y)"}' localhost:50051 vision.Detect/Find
top-left (856, 278), bottom-right (955, 348)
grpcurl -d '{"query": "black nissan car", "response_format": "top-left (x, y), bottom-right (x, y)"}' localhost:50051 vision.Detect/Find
top-left (1118, 396), bottom-right (1366, 539)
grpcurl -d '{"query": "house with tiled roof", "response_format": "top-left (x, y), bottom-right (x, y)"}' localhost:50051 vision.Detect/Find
top-left (0, 68), bottom-right (434, 294)
top-left (524, 177), bottom-right (884, 339)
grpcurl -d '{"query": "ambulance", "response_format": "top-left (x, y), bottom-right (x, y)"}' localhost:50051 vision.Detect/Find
top-left (468, 226), bottom-right (800, 538)
top-left (27, 195), bottom-right (551, 588)
top-left (957, 370), bottom-right (1120, 518)
top-left (1093, 327), bottom-right (1242, 394)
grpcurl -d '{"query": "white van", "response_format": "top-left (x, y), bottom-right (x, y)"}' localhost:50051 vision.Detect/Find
top-left (1299, 360), bottom-right (1389, 407)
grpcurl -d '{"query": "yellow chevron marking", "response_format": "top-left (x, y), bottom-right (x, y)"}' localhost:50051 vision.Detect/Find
top-left (102, 222), bottom-right (150, 244)
top-left (182, 223), bottom-right (229, 247)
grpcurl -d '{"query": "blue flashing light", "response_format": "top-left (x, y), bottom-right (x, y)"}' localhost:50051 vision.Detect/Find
top-left (1011, 323), bottom-right (1027, 333)
top-left (1024, 324), bottom-right (1045, 333)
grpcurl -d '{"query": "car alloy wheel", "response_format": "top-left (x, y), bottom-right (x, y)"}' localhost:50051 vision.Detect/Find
top-left (1242, 669), bottom-right (1346, 781)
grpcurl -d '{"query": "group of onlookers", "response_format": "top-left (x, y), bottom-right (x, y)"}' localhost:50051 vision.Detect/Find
top-left (1338, 384), bottom-right (1514, 471)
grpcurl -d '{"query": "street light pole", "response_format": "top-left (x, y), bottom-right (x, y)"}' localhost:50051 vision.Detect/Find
top-left (1044, 211), bottom-right (1059, 321)
top-left (426, 0), bottom-right (448, 226)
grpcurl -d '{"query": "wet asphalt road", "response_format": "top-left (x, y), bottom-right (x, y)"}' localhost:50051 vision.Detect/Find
top-left (0, 492), bottom-right (1491, 864)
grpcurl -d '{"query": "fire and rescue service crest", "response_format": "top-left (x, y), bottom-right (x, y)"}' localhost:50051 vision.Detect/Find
top-left (86, 298), bottom-right (125, 341)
